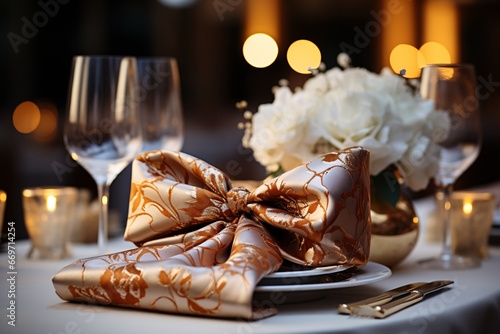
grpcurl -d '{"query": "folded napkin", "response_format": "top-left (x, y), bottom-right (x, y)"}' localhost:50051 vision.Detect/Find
top-left (52, 147), bottom-right (371, 319)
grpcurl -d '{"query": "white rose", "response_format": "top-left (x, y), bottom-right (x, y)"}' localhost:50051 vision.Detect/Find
top-left (326, 67), bottom-right (379, 92)
top-left (245, 64), bottom-right (447, 192)
top-left (309, 88), bottom-right (412, 175)
top-left (248, 86), bottom-right (316, 172)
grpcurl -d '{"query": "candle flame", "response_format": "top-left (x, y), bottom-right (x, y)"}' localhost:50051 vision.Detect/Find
top-left (46, 195), bottom-right (57, 212)
top-left (463, 201), bottom-right (473, 215)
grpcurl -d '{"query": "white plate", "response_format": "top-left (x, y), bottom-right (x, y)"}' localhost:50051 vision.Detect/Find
top-left (264, 264), bottom-right (352, 279)
top-left (255, 262), bottom-right (391, 292)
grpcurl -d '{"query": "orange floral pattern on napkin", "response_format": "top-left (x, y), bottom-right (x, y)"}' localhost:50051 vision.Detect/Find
top-left (53, 147), bottom-right (371, 319)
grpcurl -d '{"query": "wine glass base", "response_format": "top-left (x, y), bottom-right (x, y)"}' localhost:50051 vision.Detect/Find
top-left (418, 253), bottom-right (481, 270)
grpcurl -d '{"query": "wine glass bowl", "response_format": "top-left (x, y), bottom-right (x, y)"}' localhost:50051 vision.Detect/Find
top-left (64, 56), bottom-right (142, 251)
top-left (419, 63), bottom-right (482, 269)
top-left (136, 56), bottom-right (184, 152)
top-left (420, 64), bottom-right (482, 184)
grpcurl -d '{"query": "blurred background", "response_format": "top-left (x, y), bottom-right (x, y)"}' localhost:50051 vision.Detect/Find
top-left (1, 0), bottom-right (500, 240)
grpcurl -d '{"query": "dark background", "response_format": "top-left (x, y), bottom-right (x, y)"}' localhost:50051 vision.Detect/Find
top-left (1, 0), bottom-right (500, 240)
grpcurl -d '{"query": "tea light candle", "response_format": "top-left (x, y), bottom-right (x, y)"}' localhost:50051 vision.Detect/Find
top-left (22, 187), bottom-right (79, 260)
top-left (450, 192), bottom-right (495, 259)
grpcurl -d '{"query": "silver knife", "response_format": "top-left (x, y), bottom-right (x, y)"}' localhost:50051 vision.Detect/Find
top-left (350, 280), bottom-right (454, 318)
top-left (338, 282), bottom-right (427, 314)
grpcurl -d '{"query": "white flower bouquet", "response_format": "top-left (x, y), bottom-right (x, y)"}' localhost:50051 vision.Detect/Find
top-left (241, 57), bottom-right (449, 192)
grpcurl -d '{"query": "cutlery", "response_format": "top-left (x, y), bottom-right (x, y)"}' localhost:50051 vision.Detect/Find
top-left (338, 282), bottom-right (427, 314)
top-left (350, 280), bottom-right (454, 318)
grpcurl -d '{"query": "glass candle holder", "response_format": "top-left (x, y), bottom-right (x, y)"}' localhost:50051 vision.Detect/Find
top-left (22, 187), bottom-right (78, 260)
top-left (450, 192), bottom-right (495, 260)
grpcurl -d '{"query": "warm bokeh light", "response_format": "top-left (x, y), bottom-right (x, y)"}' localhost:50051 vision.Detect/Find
top-left (286, 40), bottom-right (322, 74)
top-left (243, 33), bottom-right (279, 68)
top-left (390, 42), bottom-right (451, 77)
top-left (417, 41), bottom-right (451, 67)
top-left (0, 191), bottom-right (6, 203)
top-left (422, 0), bottom-right (458, 63)
top-left (13, 101), bottom-right (41, 134)
top-left (379, 0), bottom-right (417, 70)
top-left (463, 201), bottom-right (473, 215)
top-left (389, 44), bottom-right (420, 78)
top-left (34, 100), bottom-right (59, 142)
top-left (244, 0), bottom-right (280, 45)
top-left (46, 195), bottom-right (57, 212)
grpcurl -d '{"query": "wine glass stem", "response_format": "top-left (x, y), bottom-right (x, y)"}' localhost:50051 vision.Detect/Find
top-left (441, 182), bottom-right (454, 259)
top-left (96, 182), bottom-right (110, 252)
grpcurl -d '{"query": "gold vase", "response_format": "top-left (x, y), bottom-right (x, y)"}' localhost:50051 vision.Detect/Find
top-left (368, 172), bottom-right (419, 268)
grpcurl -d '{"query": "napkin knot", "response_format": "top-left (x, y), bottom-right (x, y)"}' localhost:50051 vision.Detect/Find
top-left (224, 187), bottom-right (251, 219)
top-left (53, 147), bottom-right (372, 321)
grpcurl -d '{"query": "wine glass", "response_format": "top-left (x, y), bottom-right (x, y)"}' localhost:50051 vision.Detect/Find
top-left (419, 63), bottom-right (482, 269)
top-left (64, 56), bottom-right (142, 252)
top-left (136, 57), bottom-right (184, 152)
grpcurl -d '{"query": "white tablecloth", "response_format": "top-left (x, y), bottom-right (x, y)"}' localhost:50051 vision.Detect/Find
top-left (1, 197), bottom-right (500, 334)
